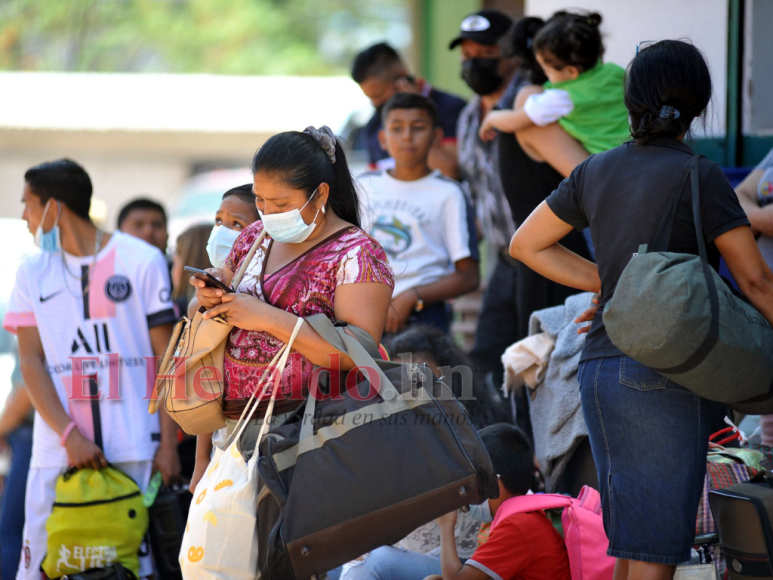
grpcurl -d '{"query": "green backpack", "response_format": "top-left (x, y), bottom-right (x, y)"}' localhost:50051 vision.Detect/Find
top-left (42, 466), bottom-right (148, 579)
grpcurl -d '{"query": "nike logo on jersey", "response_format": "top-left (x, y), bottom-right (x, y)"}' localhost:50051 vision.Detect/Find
top-left (39, 290), bottom-right (63, 302)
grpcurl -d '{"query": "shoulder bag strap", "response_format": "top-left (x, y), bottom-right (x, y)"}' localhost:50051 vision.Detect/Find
top-left (651, 154), bottom-right (720, 375)
top-left (649, 157), bottom-right (693, 253)
top-left (230, 229), bottom-right (268, 291)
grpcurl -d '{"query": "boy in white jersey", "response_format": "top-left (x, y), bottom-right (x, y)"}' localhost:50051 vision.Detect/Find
top-left (360, 93), bottom-right (480, 334)
top-left (3, 159), bottom-right (180, 579)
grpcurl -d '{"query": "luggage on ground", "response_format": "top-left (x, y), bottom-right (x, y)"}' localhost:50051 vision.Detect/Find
top-left (710, 480), bottom-right (773, 579)
top-left (604, 155), bottom-right (773, 412)
top-left (42, 466), bottom-right (148, 579)
top-left (256, 314), bottom-right (499, 580)
top-left (491, 486), bottom-right (615, 580)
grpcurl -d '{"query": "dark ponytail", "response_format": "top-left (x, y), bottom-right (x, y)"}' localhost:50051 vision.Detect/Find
top-left (501, 16), bottom-right (548, 85)
top-left (533, 11), bottom-right (604, 73)
top-left (625, 40), bottom-right (712, 144)
top-left (251, 131), bottom-right (361, 227)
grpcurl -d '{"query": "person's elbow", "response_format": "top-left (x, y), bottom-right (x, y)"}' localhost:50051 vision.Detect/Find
top-left (509, 228), bottom-right (530, 261)
top-left (737, 270), bottom-right (773, 303)
top-left (464, 264), bottom-right (481, 294)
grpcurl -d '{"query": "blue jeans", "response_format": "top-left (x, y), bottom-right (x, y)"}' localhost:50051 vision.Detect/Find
top-left (340, 547), bottom-right (442, 580)
top-left (0, 424), bottom-right (33, 580)
top-left (578, 356), bottom-right (725, 564)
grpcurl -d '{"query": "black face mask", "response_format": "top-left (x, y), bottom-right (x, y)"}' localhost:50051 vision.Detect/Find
top-left (461, 58), bottom-right (504, 96)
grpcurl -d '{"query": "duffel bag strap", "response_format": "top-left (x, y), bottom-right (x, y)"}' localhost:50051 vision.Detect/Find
top-left (300, 314), bottom-right (404, 446)
top-left (304, 313), bottom-right (400, 402)
top-left (651, 155), bottom-right (721, 375)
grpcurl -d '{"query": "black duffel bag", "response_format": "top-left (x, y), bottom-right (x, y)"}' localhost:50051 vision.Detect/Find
top-left (255, 314), bottom-right (498, 580)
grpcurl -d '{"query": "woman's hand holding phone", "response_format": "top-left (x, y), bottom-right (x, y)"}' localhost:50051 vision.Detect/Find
top-left (190, 267), bottom-right (227, 309)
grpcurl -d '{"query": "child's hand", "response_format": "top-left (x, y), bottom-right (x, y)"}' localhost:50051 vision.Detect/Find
top-left (435, 509), bottom-right (458, 532)
top-left (478, 114), bottom-right (498, 142)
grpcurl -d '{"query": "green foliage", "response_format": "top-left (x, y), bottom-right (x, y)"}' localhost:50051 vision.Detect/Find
top-left (0, 0), bottom-right (410, 75)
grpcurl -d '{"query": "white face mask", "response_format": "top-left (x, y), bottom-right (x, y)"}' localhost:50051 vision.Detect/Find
top-left (206, 224), bottom-right (242, 269)
top-left (34, 199), bottom-right (62, 252)
top-left (258, 188), bottom-right (321, 244)
top-left (468, 499), bottom-right (493, 523)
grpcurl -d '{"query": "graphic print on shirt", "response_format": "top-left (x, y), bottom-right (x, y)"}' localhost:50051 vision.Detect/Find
top-left (371, 216), bottom-right (412, 257)
top-left (369, 198), bottom-right (432, 260)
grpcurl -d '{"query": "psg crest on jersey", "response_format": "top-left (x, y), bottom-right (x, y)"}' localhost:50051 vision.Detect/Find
top-left (105, 275), bottom-right (132, 303)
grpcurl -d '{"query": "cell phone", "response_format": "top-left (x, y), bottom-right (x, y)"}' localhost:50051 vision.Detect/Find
top-left (184, 266), bottom-right (233, 293)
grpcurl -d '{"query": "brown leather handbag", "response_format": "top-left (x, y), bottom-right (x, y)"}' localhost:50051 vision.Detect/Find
top-left (148, 230), bottom-right (267, 435)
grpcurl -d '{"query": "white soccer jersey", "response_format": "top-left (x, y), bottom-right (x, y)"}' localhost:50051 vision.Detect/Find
top-left (3, 231), bottom-right (176, 468)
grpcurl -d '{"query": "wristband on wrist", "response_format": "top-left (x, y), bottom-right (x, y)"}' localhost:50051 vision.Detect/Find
top-left (60, 421), bottom-right (77, 447)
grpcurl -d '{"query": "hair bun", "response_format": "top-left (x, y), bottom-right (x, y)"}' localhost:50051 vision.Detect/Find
top-left (588, 12), bottom-right (602, 26)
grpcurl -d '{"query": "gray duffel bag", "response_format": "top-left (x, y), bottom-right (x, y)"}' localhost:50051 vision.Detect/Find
top-left (604, 155), bottom-right (773, 413)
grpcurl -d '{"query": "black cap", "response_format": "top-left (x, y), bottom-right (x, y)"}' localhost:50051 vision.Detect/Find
top-left (448, 9), bottom-right (514, 50)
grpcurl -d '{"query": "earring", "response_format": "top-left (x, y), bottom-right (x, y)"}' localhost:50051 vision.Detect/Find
top-left (321, 205), bottom-right (326, 214)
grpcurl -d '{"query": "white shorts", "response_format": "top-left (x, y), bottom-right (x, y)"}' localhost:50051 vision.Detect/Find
top-left (17, 461), bottom-right (154, 580)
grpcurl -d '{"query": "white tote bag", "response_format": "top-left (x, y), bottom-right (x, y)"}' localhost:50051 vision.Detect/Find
top-left (180, 318), bottom-right (304, 579)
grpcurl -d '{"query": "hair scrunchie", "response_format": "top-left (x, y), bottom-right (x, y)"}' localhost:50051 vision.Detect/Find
top-left (659, 105), bottom-right (681, 120)
top-left (303, 125), bottom-right (337, 164)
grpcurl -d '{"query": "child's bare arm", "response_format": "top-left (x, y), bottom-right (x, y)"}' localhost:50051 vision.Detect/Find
top-left (479, 109), bottom-right (535, 141)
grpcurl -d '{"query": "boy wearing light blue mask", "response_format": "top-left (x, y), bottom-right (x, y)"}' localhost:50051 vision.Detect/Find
top-left (206, 184), bottom-right (261, 268)
top-left (428, 424), bottom-right (570, 580)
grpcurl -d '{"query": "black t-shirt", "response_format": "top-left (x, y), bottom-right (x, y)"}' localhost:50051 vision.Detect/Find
top-left (362, 87), bottom-right (467, 166)
top-left (546, 137), bottom-right (750, 361)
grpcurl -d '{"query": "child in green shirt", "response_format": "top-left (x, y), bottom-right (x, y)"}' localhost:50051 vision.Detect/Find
top-left (480, 11), bottom-right (630, 154)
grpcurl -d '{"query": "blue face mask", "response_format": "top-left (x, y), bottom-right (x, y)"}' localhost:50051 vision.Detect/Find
top-left (468, 499), bottom-right (493, 523)
top-left (258, 188), bottom-right (322, 244)
top-left (34, 199), bottom-right (62, 252)
top-left (206, 224), bottom-right (241, 269)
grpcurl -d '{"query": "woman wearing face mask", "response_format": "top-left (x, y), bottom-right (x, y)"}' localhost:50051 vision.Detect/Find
top-left (188, 127), bottom-right (394, 495)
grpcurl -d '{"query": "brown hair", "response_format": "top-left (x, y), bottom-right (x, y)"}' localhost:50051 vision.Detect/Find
top-left (173, 223), bottom-right (213, 301)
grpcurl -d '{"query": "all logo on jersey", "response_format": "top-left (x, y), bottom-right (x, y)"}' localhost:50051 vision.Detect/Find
top-left (71, 324), bottom-right (111, 354)
top-left (104, 275), bottom-right (132, 303)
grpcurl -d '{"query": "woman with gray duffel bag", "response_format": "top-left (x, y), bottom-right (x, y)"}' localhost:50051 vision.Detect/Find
top-left (509, 40), bottom-right (773, 580)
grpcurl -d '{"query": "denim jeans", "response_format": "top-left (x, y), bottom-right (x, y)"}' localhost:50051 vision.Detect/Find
top-left (0, 424), bottom-right (33, 580)
top-left (340, 547), bottom-right (442, 580)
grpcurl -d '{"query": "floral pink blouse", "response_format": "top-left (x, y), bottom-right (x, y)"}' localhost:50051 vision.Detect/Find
top-left (222, 220), bottom-right (393, 413)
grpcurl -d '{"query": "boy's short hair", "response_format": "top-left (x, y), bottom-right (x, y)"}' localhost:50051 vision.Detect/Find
top-left (117, 198), bottom-right (167, 229)
top-left (351, 42), bottom-right (402, 84)
top-left (381, 93), bottom-right (440, 128)
top-left (25, 159), bottom-right (92, 220)
top-left (479, 423), bottom-right (534, 496)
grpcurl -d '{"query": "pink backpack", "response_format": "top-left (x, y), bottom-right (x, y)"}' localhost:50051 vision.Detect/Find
top-left (491, 486), bottom-right (615, 580)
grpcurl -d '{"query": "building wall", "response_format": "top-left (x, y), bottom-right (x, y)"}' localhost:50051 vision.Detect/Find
top-left (0, 130), bottom-right (268, 228)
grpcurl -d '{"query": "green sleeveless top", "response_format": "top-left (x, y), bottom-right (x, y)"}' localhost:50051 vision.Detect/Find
top-left (545, 61), bottom-right (630, 154)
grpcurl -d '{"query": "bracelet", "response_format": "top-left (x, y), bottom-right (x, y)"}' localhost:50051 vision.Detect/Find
top-left (60, 421), bottom-right (77, 447)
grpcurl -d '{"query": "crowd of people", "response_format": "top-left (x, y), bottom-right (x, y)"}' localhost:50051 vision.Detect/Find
top-left (1, 6), bottom-right (773, 580)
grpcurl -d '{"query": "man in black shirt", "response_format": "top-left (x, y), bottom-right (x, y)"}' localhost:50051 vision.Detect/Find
top-left (351, 42), bottom-right (466, 179)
